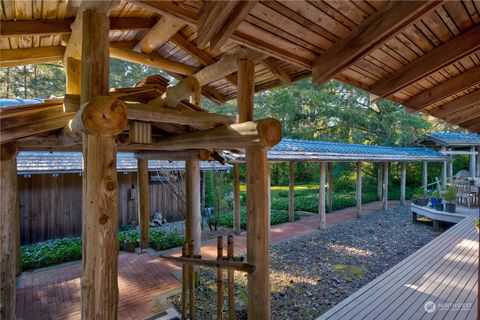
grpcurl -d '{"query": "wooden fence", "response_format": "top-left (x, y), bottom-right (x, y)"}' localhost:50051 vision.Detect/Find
top-left (19, 171), bottom-right (192, 245)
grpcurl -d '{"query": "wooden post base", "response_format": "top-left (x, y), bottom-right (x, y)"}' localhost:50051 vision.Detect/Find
top-left (433, 220), bottom-right (440, 232)
top-left (412, 212), bottom-right (418, 223)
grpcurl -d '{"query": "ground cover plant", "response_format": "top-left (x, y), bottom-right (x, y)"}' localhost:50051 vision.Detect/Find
top-left (21, 228), bottom-right (184, 271)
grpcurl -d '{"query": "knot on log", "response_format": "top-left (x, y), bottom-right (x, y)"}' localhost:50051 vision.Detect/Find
top-left (73, 96), bottom-right (127, 136)
top-left (99, 215), bottom-right (109, 225)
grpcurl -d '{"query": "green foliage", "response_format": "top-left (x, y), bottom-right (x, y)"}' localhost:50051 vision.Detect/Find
top-left (444, 185), bottom-right (456, 203)
top-left (21, 228), bottom-right (184, 271)
top-left (210, 209), bottom-right (299, 229)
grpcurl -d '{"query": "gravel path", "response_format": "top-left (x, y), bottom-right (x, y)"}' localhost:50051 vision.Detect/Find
top-left (169, 206), bottom-right (441, 319)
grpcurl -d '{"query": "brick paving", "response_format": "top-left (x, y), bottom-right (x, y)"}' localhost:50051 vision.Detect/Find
top-left (16, 200), bottom-right (399, 319)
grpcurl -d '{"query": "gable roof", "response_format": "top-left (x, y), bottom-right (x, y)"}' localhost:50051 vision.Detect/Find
top-left (416, 133), bottom-right (480, 147)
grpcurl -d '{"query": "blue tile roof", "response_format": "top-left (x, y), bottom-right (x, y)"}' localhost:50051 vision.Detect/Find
top-left (17, 151), bottom-right (230, 174)
top-left (272, 138), bottom-right (443, 157)
top-left (428, 133), bottom-right (480, 141)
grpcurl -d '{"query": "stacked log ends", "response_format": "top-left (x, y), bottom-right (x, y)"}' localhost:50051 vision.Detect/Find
top-left (71, 96), bottom-right (127, 136)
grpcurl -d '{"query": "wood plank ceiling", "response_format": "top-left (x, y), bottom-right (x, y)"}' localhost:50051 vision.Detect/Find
top-left (1, 0), bottom-right (480, 132)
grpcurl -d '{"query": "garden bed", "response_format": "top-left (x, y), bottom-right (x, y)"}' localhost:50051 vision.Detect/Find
top-left (169, 205), bottom-right (439, 319)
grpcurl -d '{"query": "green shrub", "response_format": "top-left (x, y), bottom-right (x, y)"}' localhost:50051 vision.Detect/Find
top-left (210, 209), bottom-right (299, 229)
top-left (21, 228), bottom-right (184, 271)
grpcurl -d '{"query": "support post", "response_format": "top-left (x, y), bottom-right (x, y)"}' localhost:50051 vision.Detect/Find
top-left (470, 146), bottom-right (476, 178)
top-left (327, 162), bottom-right (333, 212)
top-left (0, 143), bottom-right (18, 320)
top-left (422, 161), bottom-right (428, 191)
top-left (79, 8), bottom-right (124, 319)
top-left (319, 162), bottom-right (326, 229)
top-left (288, 161), bottom-right (295, 222)
top-left (448, 148), bottom-right (453, 182)
top-left (355, 162), bottom-right (362, 218)
top-left (441, 147), bottom-right (447, 187)
top-left (382, 162), bottom-right (389, 210)
top-left (137, 158), bottom-right (150, 249)
top-left (477, 147), bottom-right (480, 178)
top-left (377, 163), bottom-right (383, 200)
top-left (233, 163), bottom-right (241, 235)
top-left (185, 160), bottom-right (201, 256)
top-left (239, 57), bottom-right (271, 320)
top-left (400, 162), bottom-right (407, 206)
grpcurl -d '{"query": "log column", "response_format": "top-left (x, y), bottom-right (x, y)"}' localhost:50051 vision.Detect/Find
top-left (382, 162), bottom-right (389, 210)
top-left (327, 162), bottom-right (333, 212)
top-left (137, 158), bottom-right (150, 248)
top-left (470, 146), bottom-right (476, 178)
top-left (319, 162), bottom-right (326, 229)
top-left (400, 162), bottom-right (407, 206)
top-left (377, 163), bottom-right (383, 200)
top-left (441, 147), bottom-right (447, 187)
top-left (79, 9), bottom-right (124, 319)
top-left (355, 162), bottom-right (362, 218)
top-left (448, 148), bottom-right (453, 181)
top-left (239, 58), bottom-right (271, 320)
top-left (0, 143), bottom-right (19, 320)
top-left (422, 161), bottom-right (428, 191)
top-left (288, 161), bottom-right (295, 222)
top-left (477, 147), bottom-right (480, 178)
top-left (233, 163), bottom-right (241, 235)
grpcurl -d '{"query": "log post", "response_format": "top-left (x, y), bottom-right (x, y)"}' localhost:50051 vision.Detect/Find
top-left (400, 162), bottom-right (407, 206)
top-left (382, 162), bottom-right (389, 210)
top-left (469, 146), bottom-right (476, 178)
top-left (79, 8), bottom-right (123, 319)
top-left (137, 158), bottom-right (150, 248)
top-left (448, 148), bottom-right (453, 182)
top-left (66, 57), bottom-right (81, 95)
top-left (422, 161), bottom-right (428, 191)
top-left (239, 57), bottom-right (271, 320)
top-left (377, 163), bottom-right (383, 200)
top-left (441, 147), bottom-right (447, 187)
top-left (319, 162), bottom-right (326, 229)
top-left (355, 162), bottom-right (362, 218)
top-left (0, 143), bottom-right (19, 320)
top-left (477, 147), bottom-right (480, 178)
top-left (288, 161), bottom-right (295, 222)
top-left (233, 163), bottom-right (241, 235)
top-left (327, 162), bottom-right (333, 212)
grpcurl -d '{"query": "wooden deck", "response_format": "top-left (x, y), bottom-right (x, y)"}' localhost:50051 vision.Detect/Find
top-left (318, 206), bottom-right (479, 320)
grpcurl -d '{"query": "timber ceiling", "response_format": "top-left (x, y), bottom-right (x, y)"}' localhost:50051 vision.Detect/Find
top-left (1, 0), bottom-right (480, 133)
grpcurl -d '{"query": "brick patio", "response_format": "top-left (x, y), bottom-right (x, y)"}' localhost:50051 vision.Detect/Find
top-left (16, 201), bottom-right (399, 320)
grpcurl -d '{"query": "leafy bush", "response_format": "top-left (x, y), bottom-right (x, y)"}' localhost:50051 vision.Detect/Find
top-left (210, 209), bottom-right (299, 229)
top-left (21, 228), bottom-right (184, 271)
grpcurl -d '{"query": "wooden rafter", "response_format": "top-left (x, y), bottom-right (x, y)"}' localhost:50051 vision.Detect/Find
top-left (312, 1), bottom-right (442, 85)
top-left (170, 33), bottom-right (238, 86)
top-left (371, 25), bottom-right (480, 98)
top-left (430, 89), bottom-right (480, 118)
top-left (197, 0), bottom-right (258, 51)
top-left (444, 104), bottom-right (480, 125)
top-left (0, 17), bottom-right (157, 38)
top-left (133, 16), bottom-right (185, 54)
top-left (261, 57), bottom-right (292, 84)
top-left (0, 46), bottom-right (65, 67)
top-left (405, 65), bottom-right (480, 111)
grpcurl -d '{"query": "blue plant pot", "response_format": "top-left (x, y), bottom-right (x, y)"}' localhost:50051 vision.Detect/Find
top-left (431, 197), bottom-right (437, 207)
top-left (437, 198), bottom-right (443, 205)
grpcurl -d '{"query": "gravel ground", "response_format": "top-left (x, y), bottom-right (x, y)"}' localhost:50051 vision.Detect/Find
top-left (169, 206), bottom-right (441, 319)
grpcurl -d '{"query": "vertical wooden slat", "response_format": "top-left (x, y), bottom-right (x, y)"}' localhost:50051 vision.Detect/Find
top-left (137, 159), bottom-right (150, 248)
top-left (227, 235), bottom-right (235, 320)
top-left (355, 162), bottom-right (362, 218)
top-left (216, 237), bottom-right (223, 320)
top-left (288, 161), bottom-right (295, 222)
top-left (0, 142), bottom-right (19, 320)
top-left (233, 163), bottom-right (241, 235)
top-left (319, 162), bottom-right (326, 229)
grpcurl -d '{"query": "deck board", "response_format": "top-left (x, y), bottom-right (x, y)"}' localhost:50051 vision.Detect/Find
top-left (317, 207), bottom-right (479, 320)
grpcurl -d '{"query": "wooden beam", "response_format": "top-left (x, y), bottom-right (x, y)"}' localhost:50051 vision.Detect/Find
top-left (406, 65), bottom-right (480, 111)
top-left (170, 33), bottom-right (238, 86)
top-left (159, 255), bottom-right (255, 273)
top-left (0, 17), bottom-right (157, 38)
top-left (151, 76), bottom-right (199, 108)
top-left (312, 1), bottom-right (441, 84)
top-left (430, 89), bottom-right (480, 118)
top-left (288, 161), bottom-right (295, 222)
top-left (79, 8), bottom-right (120, 319)
top-left (134, 16), bottom-right (184, 54)
top-left (400, 162), bottom-right (406, 206)
top-left (66, 57), bottom-right (82, 95)
top-left (135, 149), bottom-right (211, 161)
top-left (319, 162), bottom-right (326, 229)
top-left (0, 46), bottom-right (65, 67)
top-left (233, 163), bottom-right (241, 235)
top-left (262, 57), bottom-right (291, 84)
top-left (445, 104), bottom-right (480, 125)
top-left (382, 162), bottom-right (389, 210)
top-left (137, 158), bottom-right (150, 249)
top-left (372, 25), bottom-right (480, 97)
top-left (110, 43), bottom-right (198, 75)
top-left (194, 47), bottom-right (264, 86)
top-left (144, 118), bottom-right (281, 150)
top-left (197, 0), bottom-right (258, 51)
top-left (356, 162), bottom-right (362, 218)
top-left (0, 143), bottom-right (19, 320)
